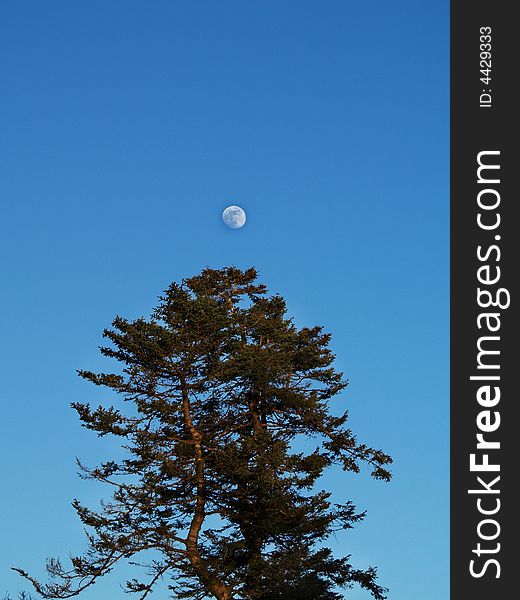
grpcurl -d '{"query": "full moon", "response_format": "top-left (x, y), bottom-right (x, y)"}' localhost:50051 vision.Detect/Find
top-left (222, 205), bottom-right (246, 229)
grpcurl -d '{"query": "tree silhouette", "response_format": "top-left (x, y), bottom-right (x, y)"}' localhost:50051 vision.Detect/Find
top-left (13, 267), bottom-right (392, 600)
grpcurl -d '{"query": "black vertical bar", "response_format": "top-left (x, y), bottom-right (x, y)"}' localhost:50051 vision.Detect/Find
top-left (451, 1), bottom-right (518, 598)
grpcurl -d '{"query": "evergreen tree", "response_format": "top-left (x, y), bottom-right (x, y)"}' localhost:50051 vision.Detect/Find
top-left (14, 267), bottom-right (392, 600)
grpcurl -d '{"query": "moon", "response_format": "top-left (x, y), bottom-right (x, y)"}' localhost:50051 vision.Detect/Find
top-left (222, 205), bottom-right (246, 229)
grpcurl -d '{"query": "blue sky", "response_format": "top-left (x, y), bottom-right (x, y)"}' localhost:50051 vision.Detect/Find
top-left (0, 2), bottom-right (448, 598)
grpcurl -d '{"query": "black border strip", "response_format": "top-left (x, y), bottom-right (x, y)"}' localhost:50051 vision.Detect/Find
top-left (451, 1), bottom-right (518, 597)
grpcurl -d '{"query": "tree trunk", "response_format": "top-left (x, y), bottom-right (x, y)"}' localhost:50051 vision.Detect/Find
top-left (182, 381), bottom-right (233, 600)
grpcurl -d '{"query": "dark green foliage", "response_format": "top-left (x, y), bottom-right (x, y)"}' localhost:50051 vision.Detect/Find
top-left (13, 267), bottom-right (392, 600)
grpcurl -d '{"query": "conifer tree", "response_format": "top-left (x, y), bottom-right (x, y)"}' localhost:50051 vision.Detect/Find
top-left (14, 267), bottom-right (392, 600)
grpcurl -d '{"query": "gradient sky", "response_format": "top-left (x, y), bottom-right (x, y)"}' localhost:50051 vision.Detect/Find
top-left (0, 2), bottom-right (448, 598)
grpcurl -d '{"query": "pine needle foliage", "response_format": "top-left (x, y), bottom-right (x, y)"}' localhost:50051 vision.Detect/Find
top-left (14, 267), bottom-right (392, 600)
